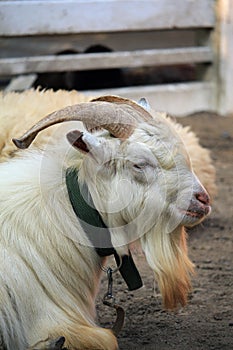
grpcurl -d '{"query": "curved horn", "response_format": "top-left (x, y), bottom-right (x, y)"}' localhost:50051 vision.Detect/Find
top-left (91, 95), bottom-right (153, 122)
top-left (12, 101), bottom-right (139, 149)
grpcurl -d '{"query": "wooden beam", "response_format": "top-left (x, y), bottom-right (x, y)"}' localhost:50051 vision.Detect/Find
top-left (216, 0), bottom-right (233, 115)
top-left (5, 74), bottom-right (37, 92)
top-left (83, 82), bottom-right (217, 116)
top-left (0, 47), bottom-right (213, 75)
top-left (0, 0), bottom-right (215, 36)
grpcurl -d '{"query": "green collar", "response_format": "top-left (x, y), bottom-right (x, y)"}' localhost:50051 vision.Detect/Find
top-left (66, 168), bottom-right (143, 291)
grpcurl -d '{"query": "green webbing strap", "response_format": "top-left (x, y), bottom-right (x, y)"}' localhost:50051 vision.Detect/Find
top-left (66, 168), bottom-right (115, 257)
top-left (65, 168), bottom-right (143, 291)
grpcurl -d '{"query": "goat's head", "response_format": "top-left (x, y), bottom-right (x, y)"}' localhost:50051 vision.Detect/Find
top-left (13, 95), bottom-right (211, 309)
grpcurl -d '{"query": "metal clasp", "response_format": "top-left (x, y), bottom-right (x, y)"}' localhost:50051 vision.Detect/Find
top-left (102, 266), bottom-right (125, 336)
top-left (103, 267), bottom-right (115, 307)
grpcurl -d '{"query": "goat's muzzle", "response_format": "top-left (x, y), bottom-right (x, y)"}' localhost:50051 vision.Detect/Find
top-left (184, 189), bottom-right (211, 226)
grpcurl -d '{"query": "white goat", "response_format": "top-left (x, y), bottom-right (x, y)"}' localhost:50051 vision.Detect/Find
top-left (0, 92), bottom-right (213, 350)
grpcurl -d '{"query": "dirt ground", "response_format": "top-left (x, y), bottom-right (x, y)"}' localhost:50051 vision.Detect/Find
top-left (97, 112), bottom-right (233, 350)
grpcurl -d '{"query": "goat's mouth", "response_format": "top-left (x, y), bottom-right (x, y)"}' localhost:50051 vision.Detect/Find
top-left (180, 203), bottom-right (211, 226)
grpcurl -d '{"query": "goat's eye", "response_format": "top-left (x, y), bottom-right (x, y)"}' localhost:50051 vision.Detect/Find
top-left (133, 163), bottom-right (147, 171)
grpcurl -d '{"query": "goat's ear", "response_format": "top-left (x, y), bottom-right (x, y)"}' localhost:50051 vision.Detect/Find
top-left (137, 97), bottom-right (151, 111)
top-left (66, 130), bottom-right (89, 153)
top-left (66, 130), bottom-right (103, 155)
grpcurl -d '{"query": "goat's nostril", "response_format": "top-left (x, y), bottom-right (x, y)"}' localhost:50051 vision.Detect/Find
top-left (195, 191), bottom-right (210, 205)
